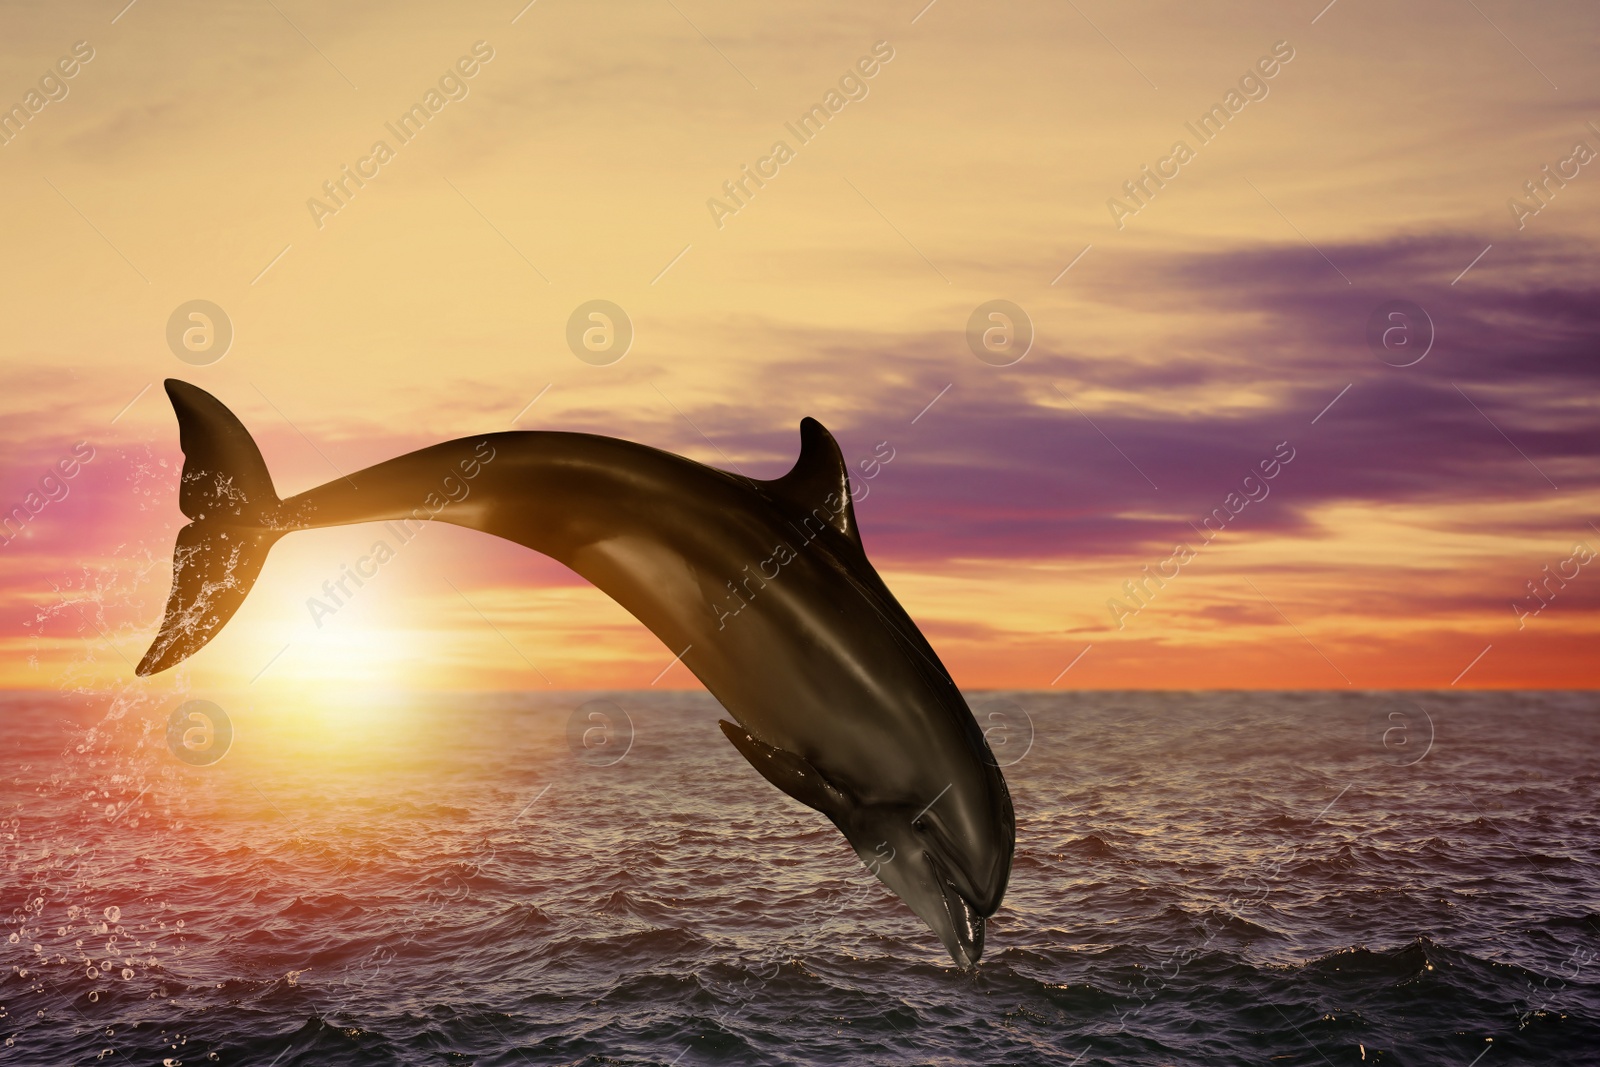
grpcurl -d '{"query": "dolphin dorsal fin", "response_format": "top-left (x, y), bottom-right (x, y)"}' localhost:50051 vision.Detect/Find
top-left (764, 417), bottom-right (861, 548)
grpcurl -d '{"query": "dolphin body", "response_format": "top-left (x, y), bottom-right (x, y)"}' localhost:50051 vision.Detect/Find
top-left (137, 380), bottom-right (1014, 966)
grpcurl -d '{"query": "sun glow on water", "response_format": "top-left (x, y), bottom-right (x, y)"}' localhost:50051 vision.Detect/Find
top-left (216, 688), bottom-right (430, 779)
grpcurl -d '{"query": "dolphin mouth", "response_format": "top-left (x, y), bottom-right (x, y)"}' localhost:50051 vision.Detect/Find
top-left (926, 850), bottom-right (985, 968)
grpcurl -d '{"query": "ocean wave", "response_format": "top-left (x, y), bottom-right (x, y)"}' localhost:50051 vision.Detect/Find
top-left (4, 691), bottom-right (1597, 1066)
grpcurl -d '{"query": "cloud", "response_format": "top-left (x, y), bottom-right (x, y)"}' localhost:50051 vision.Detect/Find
top-left (647, 233), bottom-right (1600, 565)
top-left (5, 233), bottom-right (1593, 582)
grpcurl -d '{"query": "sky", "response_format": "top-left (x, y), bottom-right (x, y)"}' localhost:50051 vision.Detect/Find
top-left (1, 0), bottom-right (1597, 700)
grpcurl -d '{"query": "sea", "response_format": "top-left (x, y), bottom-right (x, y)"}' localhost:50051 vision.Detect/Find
top-left (1, 689), bottom-right (1596, 1066)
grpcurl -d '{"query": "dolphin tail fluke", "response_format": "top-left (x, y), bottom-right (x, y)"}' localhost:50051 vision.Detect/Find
top-left (135, 380), bottom-right (285, 677)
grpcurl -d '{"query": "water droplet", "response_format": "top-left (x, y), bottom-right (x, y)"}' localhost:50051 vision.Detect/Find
top-left (103, 906), bottom-right (120, 924)
top-left (88, 991), bottom-right (99, 1002)
top-left (87, 968), bottom-right (99, 979)
top-left (163, 1059), bottom-right (181, 1066)
top-left (120, 968), bottom-right (133, 980)
top-left (6, 934), bottom-right (16, 944)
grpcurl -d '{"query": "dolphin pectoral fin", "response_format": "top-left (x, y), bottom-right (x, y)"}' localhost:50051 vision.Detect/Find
top-left (718, 720), bottom-right (850, 821)
top-left (761, 417), bottom-right (861, 548)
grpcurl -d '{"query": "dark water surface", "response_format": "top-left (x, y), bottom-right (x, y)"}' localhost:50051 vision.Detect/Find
top-left (2, 690), bottom-right (1597, 1065)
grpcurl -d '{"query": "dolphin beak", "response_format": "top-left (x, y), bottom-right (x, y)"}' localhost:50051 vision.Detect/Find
top-left (927, 851), bottom-right (986, 968)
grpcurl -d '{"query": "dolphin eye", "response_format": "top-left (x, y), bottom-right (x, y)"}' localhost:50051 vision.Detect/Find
top-left (913, 818), bottom-right (927, 833)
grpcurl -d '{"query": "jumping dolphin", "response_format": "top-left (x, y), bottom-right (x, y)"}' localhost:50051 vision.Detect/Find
top-left (137, 380), bottom-right (1014, 966)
